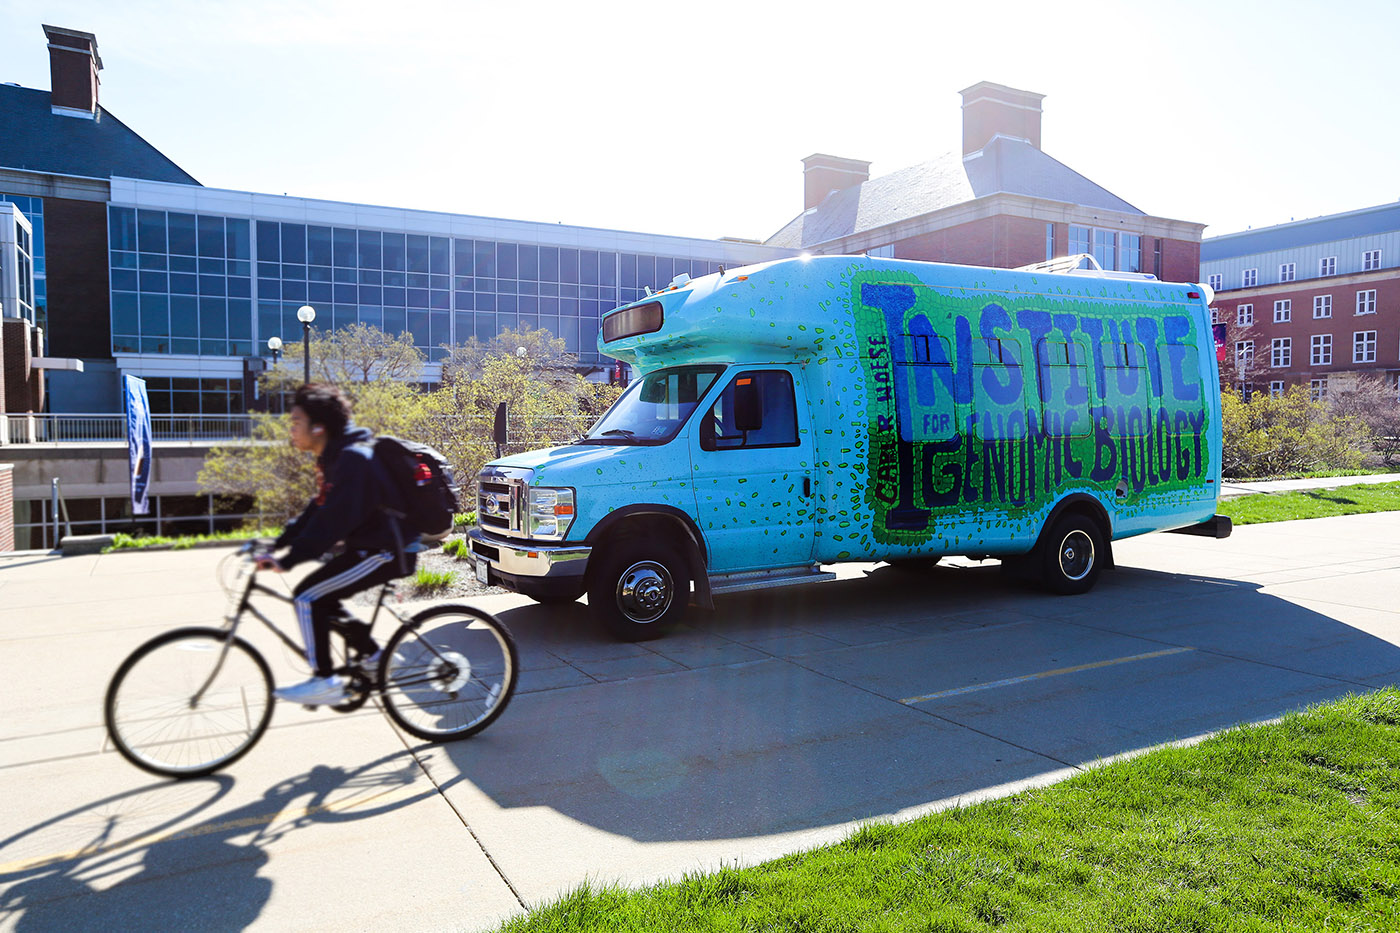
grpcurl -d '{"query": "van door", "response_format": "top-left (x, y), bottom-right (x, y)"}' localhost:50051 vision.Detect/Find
top-left (689, 367), bottom-right (817, 573)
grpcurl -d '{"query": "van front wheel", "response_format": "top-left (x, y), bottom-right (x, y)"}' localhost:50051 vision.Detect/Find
top-left (1040, 513), bottom-right (1104, 595)
top-left (588, 540), bottom-right (689, 641)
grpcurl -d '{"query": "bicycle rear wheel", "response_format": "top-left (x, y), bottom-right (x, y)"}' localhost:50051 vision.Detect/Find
top-left (105, 627), bottom-right (274, 778)
top-left (380, 605), bottom-right (518, 742)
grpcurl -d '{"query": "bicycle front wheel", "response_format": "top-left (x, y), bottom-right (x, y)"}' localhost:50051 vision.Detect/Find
top-left (104, 627), bottom-right (274, 778)
top-left (380, 605), bottom-right (518, 742)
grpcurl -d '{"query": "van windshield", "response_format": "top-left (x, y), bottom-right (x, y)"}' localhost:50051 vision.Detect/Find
top-left (578, 365), bottom-right (724, 445)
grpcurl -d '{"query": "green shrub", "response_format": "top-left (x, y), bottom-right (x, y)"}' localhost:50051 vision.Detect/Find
top-left (441, 538), bottom-right (469, 559)
top-left (1222, 387), bottom-right (1371, 479)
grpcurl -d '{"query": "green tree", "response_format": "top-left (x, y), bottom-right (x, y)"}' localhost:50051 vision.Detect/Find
top-left (263, 323), bottom-right (424, 395)
top-left (1221, 386), bottom-right (1371, 478)
top-left (419, 328), bottom-right (622, 484)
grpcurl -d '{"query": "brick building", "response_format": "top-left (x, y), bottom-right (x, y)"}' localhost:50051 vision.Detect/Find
top-left (766, 82), bottom-right (1206, 283)
top-left (1200, 202), bottom-right (1400, 399)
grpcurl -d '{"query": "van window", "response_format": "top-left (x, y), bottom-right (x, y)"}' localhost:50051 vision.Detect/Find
top-left (1036, 339), bottom-right (1091, 438)
top-left (702, 370), bottom-right (799, 450)
top-left (580, 365), bottom-right (722, 445)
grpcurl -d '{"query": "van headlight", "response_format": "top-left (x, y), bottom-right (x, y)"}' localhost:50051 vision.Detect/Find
top-left (528, 487), bottom-right (576, 540)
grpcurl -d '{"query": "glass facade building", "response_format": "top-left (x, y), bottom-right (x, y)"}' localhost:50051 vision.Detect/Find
top-left (104, 180), bottom-right (792, 414)
top-left (0, 194), bottom-right (44, 334)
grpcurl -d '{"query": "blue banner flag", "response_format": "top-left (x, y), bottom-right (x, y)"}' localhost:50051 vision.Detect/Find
top-left (123, 375), bottom-right (153, 515)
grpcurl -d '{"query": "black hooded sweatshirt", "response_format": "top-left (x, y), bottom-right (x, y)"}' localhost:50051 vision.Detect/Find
top-left (274, 423), bottom-right (400, 570)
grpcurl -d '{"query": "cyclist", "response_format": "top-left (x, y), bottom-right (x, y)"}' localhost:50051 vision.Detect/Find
top-left (255, 383), bottom-right (415, 705)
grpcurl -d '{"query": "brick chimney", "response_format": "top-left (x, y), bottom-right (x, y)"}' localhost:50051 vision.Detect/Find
top-left (802, 154), bottom-right (871, 210)
top-left (959, 81), bottom-right (1044, 155)
top-left (43, 24), bottom-right (102, 119)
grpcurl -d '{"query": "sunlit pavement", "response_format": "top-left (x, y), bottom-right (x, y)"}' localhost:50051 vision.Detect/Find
top-left (2, 513), bottom-right (1398, 930)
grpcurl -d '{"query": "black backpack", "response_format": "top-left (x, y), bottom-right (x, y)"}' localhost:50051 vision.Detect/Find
top-left (372, 435), bottom-right (461, 544)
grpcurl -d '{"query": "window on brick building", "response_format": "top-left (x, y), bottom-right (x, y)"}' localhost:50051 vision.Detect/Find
top-left (1354, 330), bottom-right (1377, 363)
top-left (1237, 303), bottom-right (1254, 326)
top-left (1119, 234), bottom-right (1141, 273)
top-left (1271, 337), bottom-right (1291, 368)
top-left (1313, 295), bottom-right (1332, 319)
top-left (1236, 340), bottom-right (1254, 369)
top-left (1269, 380), bottom-right (1285, 397)
top-left (1045, 223), bottom-right (1054, 261)
top-left (1274, 299), bottom-right (1291, 323)
top-left (1093, 229), bottom-right (1115, 270)
top-left (1208, 273), bottom-right (1222, 291)
top-left (1311, 334), bottom-right (1331, 366)
top-left (1069, 225), bottom-right (1090, 256)
top-left (1279, 262), bottom-right (1295, 282)
top-left (1357, 289), bottom-right (1377, 315)
top-left (1320, 256), bottom-right (1336, 276)
top-left (1243, 268), bottom-right (1258, 287)
top-left (1309, 377), bottom-right (1328, 401)
top-left (1364, 249), bottom-right (1382, 271)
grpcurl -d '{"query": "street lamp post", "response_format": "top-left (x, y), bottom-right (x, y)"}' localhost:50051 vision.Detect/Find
top-left (296, 305), bottom-right (316, 385)
top-left (266, 336), bottom-right (283, 413)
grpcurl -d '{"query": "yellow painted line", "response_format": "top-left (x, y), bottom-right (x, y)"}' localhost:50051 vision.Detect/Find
top-left (901, 646), bottom-right (1194, 706)
top-left (0, 783), bottom-right (420, 875)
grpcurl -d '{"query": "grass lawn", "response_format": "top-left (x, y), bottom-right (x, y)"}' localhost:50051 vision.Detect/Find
top-left (1220, 481), bottom-right (1400, 525)
top-left (498, 691), bottom-right (1400, 932)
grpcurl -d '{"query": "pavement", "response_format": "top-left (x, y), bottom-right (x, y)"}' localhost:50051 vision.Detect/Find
top-left (1219, 471), bottom-right (1400, 498)
top-left (2, 508), bottom-right (1400, 931)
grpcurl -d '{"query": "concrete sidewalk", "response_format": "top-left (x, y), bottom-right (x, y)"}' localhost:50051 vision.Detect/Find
top-left (1219, 472), bottom-right (1400, 499)
top-left (2, 513), bottom-right (1398, 931)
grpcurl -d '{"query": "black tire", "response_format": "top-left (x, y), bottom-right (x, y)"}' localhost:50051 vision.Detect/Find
top-left (380, 605), bottom-right (518, 742)
top-left (1039, 512), bottom-right (1106, 595)
top-left (104, 627), bottom-right (274, 779)
top-left (587, 538), bottom-right (690, 641)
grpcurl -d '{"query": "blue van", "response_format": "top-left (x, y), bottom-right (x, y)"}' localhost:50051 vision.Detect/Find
top-left (467, 255), bottom-right (1229, 639)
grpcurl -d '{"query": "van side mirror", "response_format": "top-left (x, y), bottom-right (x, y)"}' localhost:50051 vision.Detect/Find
top-left (493, 402), bottom-right (508, 446)
top-left (734, 378), bottom-right (762, 432)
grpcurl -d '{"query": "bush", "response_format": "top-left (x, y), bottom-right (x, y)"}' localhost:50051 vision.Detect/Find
top-left (1221, 387), bottom-right (1371, 478)
top-left (1326, 375), bottom-right (1400, 466)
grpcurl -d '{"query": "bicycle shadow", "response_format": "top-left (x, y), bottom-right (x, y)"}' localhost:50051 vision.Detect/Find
top-left (432, 561), bottom-right (1400, 844)
top-left (0, 751), bottom-right (448, 931)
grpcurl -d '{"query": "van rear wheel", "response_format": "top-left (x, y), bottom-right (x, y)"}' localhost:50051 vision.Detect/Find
top-left (1039, 513), bottom-right (1105, 595)
top-left (588, 539), bottom-right (689, 641)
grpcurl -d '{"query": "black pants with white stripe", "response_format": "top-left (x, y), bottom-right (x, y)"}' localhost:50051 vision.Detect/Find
top-left (292, 550), bottom-right (414, 676)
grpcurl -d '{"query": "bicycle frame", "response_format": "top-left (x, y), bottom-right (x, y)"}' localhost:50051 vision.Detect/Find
top-left (192, 548), bottom-right (400, 703)
top-left (192, 546), bottom-right (462, 703)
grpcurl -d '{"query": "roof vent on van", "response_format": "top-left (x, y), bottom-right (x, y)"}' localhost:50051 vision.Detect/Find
top-left (669, 273), bottom-right (692, 289)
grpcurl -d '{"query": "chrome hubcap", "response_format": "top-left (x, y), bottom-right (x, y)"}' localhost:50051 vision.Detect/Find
top-left (1059, 530), bottom-right (1094, 581)
top-left (616, 561), bottom-right (673, 624)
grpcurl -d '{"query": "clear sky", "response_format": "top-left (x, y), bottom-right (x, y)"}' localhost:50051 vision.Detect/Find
top-left (3, 0), bottom-right (1397, 243)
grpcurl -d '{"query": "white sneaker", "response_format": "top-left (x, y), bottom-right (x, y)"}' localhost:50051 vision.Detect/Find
top-left (274, 675), bottom-right (349, 706)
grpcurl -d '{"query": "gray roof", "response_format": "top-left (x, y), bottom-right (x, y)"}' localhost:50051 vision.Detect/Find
top-left (766, 135), bottom-right (1142, 249)
top-left (0, 84), bottom-right (199, 185)
top-left (1201, 201), bottom-right (1400, 261)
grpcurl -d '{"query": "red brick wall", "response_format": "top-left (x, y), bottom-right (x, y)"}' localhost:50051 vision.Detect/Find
top-left (2, 319), bottom-right (33, 412)
top-left (892, 219), bottom-right (1200, 282)
top-left (1211, 272), bottom-right (1400, 389)
top-left (0, 464), bottom-right (13, 552)
top-left (893, 216), bottom-right (1051, 269)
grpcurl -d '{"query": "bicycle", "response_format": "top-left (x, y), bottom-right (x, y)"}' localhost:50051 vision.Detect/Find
top-left (103, 542), bottom-right (519, 779)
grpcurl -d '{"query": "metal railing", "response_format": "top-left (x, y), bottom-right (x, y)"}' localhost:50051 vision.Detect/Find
top-left (1, 413), bottom-right (255, 445)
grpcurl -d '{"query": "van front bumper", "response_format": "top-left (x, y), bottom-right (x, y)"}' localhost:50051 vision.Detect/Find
top-left (466, 528), bottom-right (591, 595)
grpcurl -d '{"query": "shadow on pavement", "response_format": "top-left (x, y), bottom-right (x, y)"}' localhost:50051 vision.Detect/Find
top-left (0, 752), bottom-right (448, 931)
top-left (434, 563), bottom-right (1400, 843)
